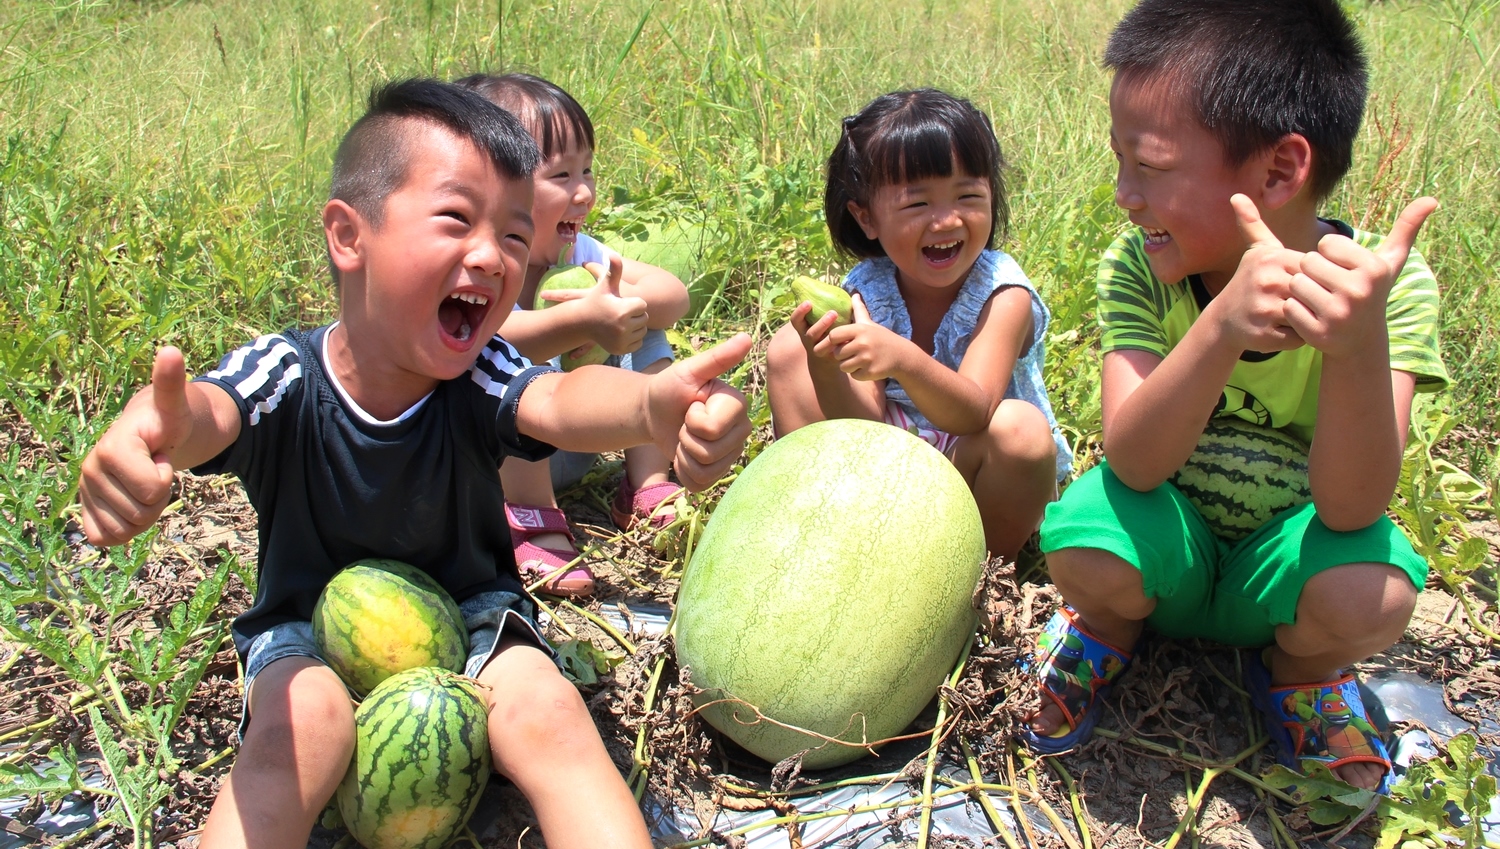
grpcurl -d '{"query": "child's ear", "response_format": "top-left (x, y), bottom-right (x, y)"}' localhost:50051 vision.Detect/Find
top-left (1259, 133), bottom-right (1314, 210)
top-left (846, 201), bottom-right (878, 240)
top-left (323, 199), bottom-right (366, 275)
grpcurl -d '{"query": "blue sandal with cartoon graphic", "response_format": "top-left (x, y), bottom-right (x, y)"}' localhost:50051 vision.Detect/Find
top-left (1019, 606), bottom-right (1134, 754)
top-left (1246, 649), bottom-right (1393, 795)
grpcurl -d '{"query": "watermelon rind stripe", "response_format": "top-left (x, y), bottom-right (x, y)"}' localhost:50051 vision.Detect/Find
top-left (338, 668), bottom-right (491, 849)
top-left (1169, 419), bottom-right (1312, 541)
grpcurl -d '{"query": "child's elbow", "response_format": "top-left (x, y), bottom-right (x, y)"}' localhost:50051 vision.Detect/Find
top-left (653, 278), bottom-right (691, 326)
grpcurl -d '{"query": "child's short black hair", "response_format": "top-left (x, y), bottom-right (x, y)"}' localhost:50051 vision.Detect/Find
top-left (1104, 0), bottom-right (1367, 200)
top-left (825, 89), bottom-right (1008, 260)
top-left (330, 78), bottom-right (540, 228)
top-left (455, 72), bottom-right (596, 160)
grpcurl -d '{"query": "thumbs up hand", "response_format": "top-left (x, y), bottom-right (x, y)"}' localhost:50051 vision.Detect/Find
top-left (538, 253), bottom-right (648, 355)
top-left (78, 347), bottom-right (199, 546)
top-left (1285, 197), bottom-right (1438, 359)
top-left (1206, 194), bottom-right (1308, 354)
top-left (645, 334), bottom-right (753, 492)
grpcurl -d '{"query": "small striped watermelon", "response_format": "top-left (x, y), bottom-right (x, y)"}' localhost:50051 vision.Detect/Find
top-left (313, 559), bottom-right (468, 697)
top-left (336, 667), bottom-right (492, 849)
top-left (1169, 417), bottom-right (1312, 541)
top-left (675, 419), bottom-right (985, 769)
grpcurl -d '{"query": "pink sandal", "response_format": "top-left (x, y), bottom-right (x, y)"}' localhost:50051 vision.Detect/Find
top-left (611, 478), bottom-right (684, 530)
top-left (505, 503), bottom-right (595, 597)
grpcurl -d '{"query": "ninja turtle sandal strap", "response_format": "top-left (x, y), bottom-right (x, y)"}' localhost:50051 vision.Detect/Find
top-left (1263, 671), bottom-right (1392, 776)
top-left (1034, 606), bottom-right (1134, 730)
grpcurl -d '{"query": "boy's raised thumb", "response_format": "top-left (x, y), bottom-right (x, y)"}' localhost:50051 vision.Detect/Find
top-left (1377, 197), bottom-right (1439, 268)
top-left (1230, 193), bottom-right (1282, 251)
top-left (149, 347), bottom-right (191, 449)
top-left (675, 333), bottom-right (752, 388)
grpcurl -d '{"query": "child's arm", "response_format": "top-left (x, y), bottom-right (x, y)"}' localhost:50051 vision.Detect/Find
top-left (613, 257), bottom-right (690, 328)
top-left (787, 300), bottom-right (887, 421)
top-left (78, 347), bottom-right (242, 546)
top-left (514, 334), bottom-right (753, 492)
top-left (501, 256), bottom-right (649, 362)
top-left (1101, 195), bottom-right (1307, 490)
top-left (1288, 197), bottom-right (1437, 531)
top-left (820, 289), bottom-right (1036, 435)
top-left (503, 256), bottom-right (689, 363)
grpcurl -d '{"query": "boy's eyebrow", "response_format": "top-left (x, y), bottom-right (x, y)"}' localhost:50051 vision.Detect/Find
top-left (432, 179), bottom-right (535, 228)
top-left (435, 178), bottom-right (486, 201)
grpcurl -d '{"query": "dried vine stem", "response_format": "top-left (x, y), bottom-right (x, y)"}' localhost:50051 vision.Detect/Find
top-left (916, 632), bottom-right (974, 849)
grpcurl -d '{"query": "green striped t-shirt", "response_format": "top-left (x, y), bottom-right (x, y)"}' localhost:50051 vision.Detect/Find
top-left (1096, 220), bottom-right (1449, 443)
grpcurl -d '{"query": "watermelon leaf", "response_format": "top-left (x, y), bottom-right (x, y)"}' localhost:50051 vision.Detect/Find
top-left (556, 638), bottom-right (625, 686)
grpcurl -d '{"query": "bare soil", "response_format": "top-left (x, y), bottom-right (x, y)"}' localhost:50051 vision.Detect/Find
top-left (2, 411), bottom-right (1496, 848)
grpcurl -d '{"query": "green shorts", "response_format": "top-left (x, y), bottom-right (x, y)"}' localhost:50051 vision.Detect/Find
top-left (1038, 462), bottom-right (1427, 646)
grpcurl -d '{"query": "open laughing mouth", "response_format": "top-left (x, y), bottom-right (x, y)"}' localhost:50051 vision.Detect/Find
top-left (922, 240), bottom-right (962, 264)
top-left (557, 219), bottom-right (582, 242)
top-left (438, 291), bottom-right (491, 347)
top-left (1142, 226), bottom-right (1171, 247)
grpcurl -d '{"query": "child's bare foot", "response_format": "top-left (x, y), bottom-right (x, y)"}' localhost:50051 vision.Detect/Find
top-left (1027, 701), bottom-right (1070, 737)
top-left (1336, 760), bottom-right (1386, 791)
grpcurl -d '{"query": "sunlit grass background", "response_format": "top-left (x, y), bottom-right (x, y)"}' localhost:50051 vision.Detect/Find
top-left (1, 0), bottom-right (1496, 843)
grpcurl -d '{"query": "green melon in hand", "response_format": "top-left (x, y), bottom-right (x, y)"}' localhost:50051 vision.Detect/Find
top-left (336, 667), bottom-right (491, 849)
top-left (533, 264), bottom-right (610, 370)
top-left (790, 275), bottom-right (853, 326)
top-left (675, 419), bottom-right (985, 769)
top-left (312, 559), bottom-right (468, 697)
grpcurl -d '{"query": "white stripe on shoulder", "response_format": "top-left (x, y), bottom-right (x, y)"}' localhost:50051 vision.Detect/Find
top-left (471, 335), bottom-right (535, 399)
top-left (205, 334), bottom-right (302, 425)
top-left (247, 362), bottom-right (302, 426)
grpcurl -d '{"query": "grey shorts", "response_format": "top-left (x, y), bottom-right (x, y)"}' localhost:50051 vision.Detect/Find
top-left (238, 590), bottom-right (552, 738)
top-left (549, 328), bottom-right (675, 489)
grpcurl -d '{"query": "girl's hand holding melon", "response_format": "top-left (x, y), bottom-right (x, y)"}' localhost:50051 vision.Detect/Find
top-left (819, 293), bottom-right (909, 382)
top-left (536, 254), bottom-right (649, 357)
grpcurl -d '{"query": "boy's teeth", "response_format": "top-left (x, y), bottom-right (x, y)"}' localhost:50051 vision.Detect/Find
top-left (450, 292), bottom-right (488, 305)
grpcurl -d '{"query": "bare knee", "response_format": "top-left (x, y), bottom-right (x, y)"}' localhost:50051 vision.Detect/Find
top-left (767, 324), bottom-right (823, 436)
top-left (991, 400), bottom-right (1057, 466)
top-left (243, 660), bottom-right (354, 773)
top-left (958, 400), bottom-right (1056, 472)
top-left (1047, 547), bottom-right (1152, 620)
top-left (767, 324), bottom-right (809, 385)
top-left (1295, 564), bottom-right (1417, 645)
top-left (489, 664), bottom-right (597, 761)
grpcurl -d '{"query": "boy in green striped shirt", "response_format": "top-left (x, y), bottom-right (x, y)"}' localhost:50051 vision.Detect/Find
top-left (1021, 0), bottom-right (1449, 795)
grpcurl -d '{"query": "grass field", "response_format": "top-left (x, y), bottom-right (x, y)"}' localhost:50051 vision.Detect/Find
top-left (1, 0), bottom-right (1497, 846)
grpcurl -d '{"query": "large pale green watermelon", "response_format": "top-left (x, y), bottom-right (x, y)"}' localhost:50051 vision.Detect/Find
top-left (1169, 417), bottom-right (1312, 541)
top-left (599, 220), bottom-right (722, 317)
top-left (336, 667), bottom-right (491, 849)
top-left (675, 419), bottom-right (986, 769)
top-left (313, 559), bottom-right (468, 697)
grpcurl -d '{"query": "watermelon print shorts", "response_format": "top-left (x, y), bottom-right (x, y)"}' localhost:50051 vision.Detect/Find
top-left (237, 590), bottom-right (552, 739)
top-left (1038, 461), bottom-right (1428, 647)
